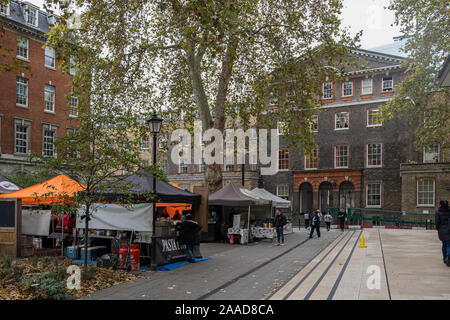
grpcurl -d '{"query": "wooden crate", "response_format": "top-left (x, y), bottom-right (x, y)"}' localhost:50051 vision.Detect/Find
top-left (0, 229), bottom-right (16, 256)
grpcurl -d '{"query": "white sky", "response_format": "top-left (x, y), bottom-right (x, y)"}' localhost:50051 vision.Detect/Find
top-left (27, 0), bottom-right (401, 49)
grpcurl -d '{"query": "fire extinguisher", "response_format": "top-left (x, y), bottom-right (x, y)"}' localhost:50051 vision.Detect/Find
top-left (119, 245), bottom-right (129, 268)
top-left (230, 234), bottom-right (234, 245)
top-left (129, 244), bottom-right (140, 271)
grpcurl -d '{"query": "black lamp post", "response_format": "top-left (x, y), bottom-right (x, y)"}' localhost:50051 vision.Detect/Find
top-left (147, 112), bottom-right (163, 271)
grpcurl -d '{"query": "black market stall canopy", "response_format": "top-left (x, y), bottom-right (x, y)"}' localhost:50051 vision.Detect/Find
top-left (250, 188), bottom-right (291, 209)
top-left (208, 182), bottom-right (271, 206)
top-left (0, 174), bottom-right (21, 194)
top-left (99, 171), bottom-right (201, 205)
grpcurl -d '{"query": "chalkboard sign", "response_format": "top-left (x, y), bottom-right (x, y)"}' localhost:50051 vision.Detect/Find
top-left (0, 201), bottom-right (15, 228)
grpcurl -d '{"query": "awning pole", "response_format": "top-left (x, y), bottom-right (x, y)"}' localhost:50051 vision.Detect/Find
top-left (248, 205), bottom-right (251, 244)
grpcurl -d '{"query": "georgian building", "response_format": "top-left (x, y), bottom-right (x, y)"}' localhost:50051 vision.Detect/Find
top-left (0, 1), bottom-right (77, 177)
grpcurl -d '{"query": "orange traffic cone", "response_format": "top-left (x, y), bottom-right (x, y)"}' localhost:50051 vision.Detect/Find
top-left (358, 235), bottom-right (367, 248)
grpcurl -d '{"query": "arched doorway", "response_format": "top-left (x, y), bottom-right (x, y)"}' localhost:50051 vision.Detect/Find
top-left (339, 181), bottom-right (355, 209)
top-left (319, 181), bottom-right (333, 213)
top-left (299, 182), bottom-right (313, 213)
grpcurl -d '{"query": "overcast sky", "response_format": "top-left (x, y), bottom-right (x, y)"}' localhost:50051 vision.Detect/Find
top-left (27, 0), bottom-right (402, 49)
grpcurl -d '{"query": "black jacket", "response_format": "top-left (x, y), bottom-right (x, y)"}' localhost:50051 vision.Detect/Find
top-left (274, 214), bottom-right (287, 228)
top-left (176, 220), bottom-right (202, 245)
top-left (435, 206), bottom-right (450, 242)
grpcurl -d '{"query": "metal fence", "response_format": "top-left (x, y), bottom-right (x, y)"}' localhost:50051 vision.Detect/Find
top-left (328, 207), bottom-right (435, 229)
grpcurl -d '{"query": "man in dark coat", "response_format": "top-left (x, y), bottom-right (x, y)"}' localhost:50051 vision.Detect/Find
top-left (435, 200), bottom-right (450, 266)
top-left (274, 210), bottom-right (287, 246)
top-left (176, 213), bottom-right (202, 263)
top-left (338, 208), bottom-right (346, 231)
top-left (309, 210), bottom-right (321, 239)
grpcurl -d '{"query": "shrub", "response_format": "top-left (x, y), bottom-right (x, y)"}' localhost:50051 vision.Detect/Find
top-left (22, 272), bottom-right (74, 300)
top-left (0, 255), bottom-right (24, 288)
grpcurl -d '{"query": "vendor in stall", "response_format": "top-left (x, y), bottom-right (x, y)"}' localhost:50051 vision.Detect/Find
top-left (173, 210), bottom-right (181, 221)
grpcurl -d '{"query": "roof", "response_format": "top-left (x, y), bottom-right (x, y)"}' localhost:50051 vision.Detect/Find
top-left (0, 174), bottom-right (21, 194)
top-left (437, 55), bottom-right (450, 88)
top-left (0, 174), bottom-right (84, 205)
top-left (250, 188), bottom-right (291, 208)
top-left (367, 37), bottom-right (409, 58)
top-left (208, 182), bottom-right (271, 207)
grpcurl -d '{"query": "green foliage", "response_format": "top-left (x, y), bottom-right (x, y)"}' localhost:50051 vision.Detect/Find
top-left (22, 272), bottom-right (74, 300)
top-left (6, 171), bottom-right (51, 189)
top-left (382, 0), bottom-right (450, 150)
top-left (0, 254), bottom-right (24, 288)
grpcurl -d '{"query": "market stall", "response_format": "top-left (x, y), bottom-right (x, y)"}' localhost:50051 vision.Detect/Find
top-left (208, 182), bottom-right (271, 244)
top-left (249, 188), bottom-right (293, 240)
top-left (0, 174), bottom-right (21, 194)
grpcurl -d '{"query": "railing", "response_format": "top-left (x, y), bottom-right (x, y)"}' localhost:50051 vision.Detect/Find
top-left (328, 207), bottom-right (435, 229)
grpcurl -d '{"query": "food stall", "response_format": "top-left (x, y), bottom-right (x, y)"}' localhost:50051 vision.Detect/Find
top-left (249, 188), bottom-right (292, 240)
top-left (208, 182), bottom-right (271, 244)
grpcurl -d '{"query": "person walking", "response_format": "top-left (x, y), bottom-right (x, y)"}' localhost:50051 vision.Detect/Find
top-left (338, 208), bottom-right (346, 231)
top-left (309, 210), bottom-right (321, 238)
top-left (274, 209), bottom-right (287, 246)
top-left (176, 213), bottom-right (202, 263)
top-left (435, 200), bottom-right (450, 266)
top-left (304, 210), bottom-right (310, 229)
top-left (324, 211), bottom-right (333, 231)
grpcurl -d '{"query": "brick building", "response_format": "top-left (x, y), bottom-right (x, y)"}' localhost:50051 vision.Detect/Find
top-left (0, 1), bottom-right (77, 177)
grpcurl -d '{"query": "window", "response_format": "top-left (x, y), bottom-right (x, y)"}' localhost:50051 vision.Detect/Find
top-left (367, 143), bottom-right (382, 167)
top-left (179, 159), bottom-right (188, 173)
top-left (250, 153), bottom-right (258, 170)
top-left (423, 144), bottom-right (440, 163)
top-left (366, 183), bottom-right (381, 207)
top-left (335, 145), bottom-right (349, 168)
top-left (16, 77), bottom-right (28, 107)
top-left (44, 85), bottom-right (55, 112)
top-left (305, 148), bottom-right (319, 170)
top-left (277, 185), bottom-right (289, 200)
top-left (382, 76), bottom-right (393, 92)
top-left (311, 115), bottom-right (318, 132)
top-left (277, 121), bottom-right (287, 135)
top-left (322, 82), bottom-right (333, 99)
top-left (342, 81), bottom-right (353, 97)
top-left (25, 5), bottom-right (38, 27)
top-left (269, 91), bottom-right (278, 106)
top-left (0, 2), bottom-right (10, 16)
top-left (69, 95), bottom-right (78, 117)
top-left (140, 136), bottom-right (149, 150)
top-left (69, 57), bottom-right (76, 75)
top-left (286, 89), bottom-right (296, 103)
top-left (199, 158), bottom-right (205, 172)
top-left (417, 179), bottom-right (435, 206)
top-left (367, 108), bottom-right (382, 127)
top-left (278, 149), bottom-right (289, 170)
top-left (43, 126), bottom-right (56, 157)
top-left (17, 37), bottom-right (28, 59)
top-left (335, 112), bottom-right (349, 130)
top-left (361, 79), bottom-right (373, 95)
top-left (45, 47), bottom-right (55, 68)
top-left (225, 154), bottom-right (234, 171)
top-left (15, 123), bottom-right (29, 154)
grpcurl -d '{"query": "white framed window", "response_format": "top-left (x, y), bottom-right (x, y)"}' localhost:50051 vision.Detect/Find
top-left (69, 94), bottom-right (78, 117)
top-left (43, 125), bottom-right (57, 157)
top-left (250, 153), bottom-right (258, 170)
top-left (423, 144), bottom-right (440, 163)
top-left (15, 122), bottom-right (30, 154)
top-left (367, 143), bottom-right (382, 167)
top-left (69, 57), bottom-right (76, 75)
top-left (45, 47), bottom-right (55, 68)
top-left (140, 136), bottom-right (149, 150)
top-left (322, 82), bottom-right (333, 99)
top-left (335, 112), bottom-right (349, 130)
top-left (225, 154), bottom-right (234, 171)
top-left (417, 179), bottom-right (435, 207)
top-left (382, 76), bottom-right (393, 92)
top-left (277, 121), bottom-right (288, 135)
top-left (305, 148), bottom-right (319, 170)
top-left (16, 77), bottom-right (28, 107)
top-left (277, 185), bottom-right (289, 200)
top-left (44, 85), bottom-right (55, 112)
top-left (335, 145), bottom-right (349, 168)
top-left (366, 183), bottom-right (381, 207)
top-left (311, 115), bottom-right (318, 132)
top-left (179, 158), bottom-right (188, 173)
top-left (278, 149), bottom-right (289, 170)
top-left (25, 5), bottom-right (38, 27)
top-left (0, 2), bottom-right (10, 16)
top-left (361, 78), bottom-right (373, 95)
top-left (17, 36), bottom-right (28, 60)
top-left (199, 158), bottom-right (205, 172)
top-left (342, 81), bottom-right (353, 97)
top-left (367, 108), bottom-right (382, 127)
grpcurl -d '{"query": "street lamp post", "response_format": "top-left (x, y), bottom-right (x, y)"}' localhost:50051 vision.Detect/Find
top-left (147, 112), bottom-right (163, 271)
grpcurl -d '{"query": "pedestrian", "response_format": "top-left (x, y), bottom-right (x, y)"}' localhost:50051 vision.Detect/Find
top-left (435, 200), bottom-right (450, 266)
top-left (176, 213), bottom-right (202, 263)
top-left (309, 210), bottom-right (321, 238)
top-left (304, 210), bottom-right (310, 229)
top-left (274, 209), bottom-right (287, 246)
top-left (324, 211), bottom-right (333, 231)
top-left (338, 208), bottom-right (346, 231)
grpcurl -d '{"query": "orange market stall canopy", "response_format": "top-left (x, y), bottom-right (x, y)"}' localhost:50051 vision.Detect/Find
top-left (0, 174), bottom-right (84, 205)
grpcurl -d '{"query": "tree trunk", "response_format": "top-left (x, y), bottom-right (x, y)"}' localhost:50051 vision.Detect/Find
top-left (83, 203), bottom-right (90, 272)
top-left (205, 163), bottom-right (223, 194)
